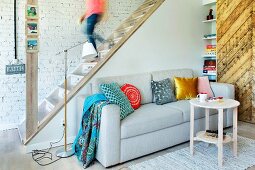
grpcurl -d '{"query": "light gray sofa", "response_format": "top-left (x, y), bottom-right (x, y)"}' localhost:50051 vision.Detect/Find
top-left (77, 69), bottom-right (234, 167)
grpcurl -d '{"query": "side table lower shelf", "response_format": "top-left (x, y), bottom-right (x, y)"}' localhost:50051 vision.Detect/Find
top-left (194, 131), bottom-right (232, 145)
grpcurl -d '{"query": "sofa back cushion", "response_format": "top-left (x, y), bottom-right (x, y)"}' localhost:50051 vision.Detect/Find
top-left (92, 73), bottom-right (152, 104)
top-left (151, 69), bottom-right (194, 82)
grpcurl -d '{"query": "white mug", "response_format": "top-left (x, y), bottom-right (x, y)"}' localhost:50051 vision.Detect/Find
top-left (197, 93), bottom-right (208, 103)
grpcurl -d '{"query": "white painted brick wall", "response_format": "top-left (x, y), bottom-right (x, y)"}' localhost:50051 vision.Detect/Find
top-left (0, 0), bottom-right (144, 128)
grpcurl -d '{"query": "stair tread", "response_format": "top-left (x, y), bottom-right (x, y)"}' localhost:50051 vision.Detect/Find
top-left (99, 49), bottom-right (110, 53)
top-left (72, 62), bottom-right (97, 76)
top-left (59, 83), bottom-right (74, 91)
top-left (116, 25), bottom-right (133, 32)
top-left (46, 96), bottom-right (63, 107)
top-left (69, 73), bottom-right (84, 79)
top-left (18, 120), bottom-right (26, 144)
top-left (134, 3), bottom-right (154, 14)
top-left (70, 73), bottom-right (85, 78)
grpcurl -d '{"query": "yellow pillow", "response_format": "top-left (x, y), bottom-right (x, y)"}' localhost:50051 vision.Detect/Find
top-left (174, 77), bottom-right (198, 100)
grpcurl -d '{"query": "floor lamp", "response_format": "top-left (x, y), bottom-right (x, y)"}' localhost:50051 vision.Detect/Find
top-left (56, 42), bottom-right (97, 158)
top-left (56, 49), bottom-right (75, 158)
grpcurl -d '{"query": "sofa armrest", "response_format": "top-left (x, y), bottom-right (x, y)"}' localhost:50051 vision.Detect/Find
top-left (210, 82), bottom-right (235, 99)
top-left (210, 82), bottom-right (235, 127)
top-left (96, 104), bottom-right (121, 167)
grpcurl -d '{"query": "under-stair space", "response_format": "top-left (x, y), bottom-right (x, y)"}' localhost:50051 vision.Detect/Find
top-left (19, 0), bottom-right (165, 145)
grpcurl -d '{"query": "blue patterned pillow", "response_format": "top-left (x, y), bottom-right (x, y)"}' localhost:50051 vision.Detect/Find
top-left (151, 78), bottom-right (176, 105)
top-left (100, 82), bottom-right (134, 120)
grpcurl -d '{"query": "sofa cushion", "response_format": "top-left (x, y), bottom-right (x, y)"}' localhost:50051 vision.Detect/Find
top-left (121, 84), bottom-right (141, 110)
top-left (92, 73), bottom-right (152, 104)
top-left (121, 103), bottom-right (183, 139)
top-left (174, 77), bottom-right (198, 100)
top-left (151, 78), bottom-right (176, 105)
top-left (167, 100), bottom-right (218, 122)
top-left (151, 69), bottom-right (194, 83)
top-left (100, 83), bottom-right (134, 120)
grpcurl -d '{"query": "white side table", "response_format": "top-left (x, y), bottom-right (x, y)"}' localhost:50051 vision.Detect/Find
top-left (189, 98), bottom-right (240, 167)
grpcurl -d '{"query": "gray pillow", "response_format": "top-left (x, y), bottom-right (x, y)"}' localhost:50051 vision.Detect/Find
top-left (151, 78), bottom-right (176, 105)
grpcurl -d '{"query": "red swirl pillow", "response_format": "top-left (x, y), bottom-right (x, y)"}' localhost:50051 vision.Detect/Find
top-left (121, 84), bottom-right (141, 110)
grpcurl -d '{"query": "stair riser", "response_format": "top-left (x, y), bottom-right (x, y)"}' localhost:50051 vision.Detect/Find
top-left (115, 25), bottom-right (133, 33)
top-left (138, 0), bottom-right (157, 9)
top-left (73, 64), bottom-right (96, 76)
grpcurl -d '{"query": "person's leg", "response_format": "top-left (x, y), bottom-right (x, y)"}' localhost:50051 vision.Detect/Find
top-left (81, 20), bottom-right (87, 35)
top-left (94, 33), bottom-right (105, 44)
top-left (87, 14), bottom-right (98, 50)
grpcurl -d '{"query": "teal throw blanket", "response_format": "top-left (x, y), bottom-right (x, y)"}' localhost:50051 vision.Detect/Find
top-left (72, 94), bottom-right (108, 168)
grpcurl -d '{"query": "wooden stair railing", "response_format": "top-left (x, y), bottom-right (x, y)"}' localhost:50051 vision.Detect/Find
top-left (23, 0), bottom-right (165, 145)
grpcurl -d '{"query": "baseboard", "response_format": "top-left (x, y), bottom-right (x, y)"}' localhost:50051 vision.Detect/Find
top-left (26, 136), bottom-right (76, 153)
top-left (0, 123), bottom-right (18, 131)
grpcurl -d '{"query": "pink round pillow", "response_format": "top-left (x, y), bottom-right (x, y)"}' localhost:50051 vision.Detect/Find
top-left (121, 84), bottom-right (141, 110)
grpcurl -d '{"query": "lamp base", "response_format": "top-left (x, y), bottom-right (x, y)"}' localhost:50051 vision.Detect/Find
top-left (56, 147), bottom-right (75, 158)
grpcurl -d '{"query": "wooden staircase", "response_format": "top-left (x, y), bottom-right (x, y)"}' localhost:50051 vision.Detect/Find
top-left (18, 0), bottom-right (165, 145)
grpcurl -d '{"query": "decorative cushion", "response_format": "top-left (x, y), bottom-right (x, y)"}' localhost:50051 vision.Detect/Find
top-left (151, 78), bottom-right (176, 105)
top-left (198, 76), bottom-right (214, 97)
top-left (121, 84), bottom-right (141, 110)
top-left (100, 82), bottom-right (134, 120)
top-left (174, 77), bottom-right (198, 100)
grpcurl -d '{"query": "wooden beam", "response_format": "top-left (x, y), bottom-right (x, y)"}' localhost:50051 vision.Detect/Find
top-left (26, 53), bottom-right (38, 139)
top-left (26, 0), bottom-right (38, 139)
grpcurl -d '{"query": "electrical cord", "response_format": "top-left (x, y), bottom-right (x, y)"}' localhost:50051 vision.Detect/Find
top-left (31, 128), bottom-right (65, 166)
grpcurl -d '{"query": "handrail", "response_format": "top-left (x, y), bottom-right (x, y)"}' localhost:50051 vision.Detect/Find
top-left (55, 40), bottom-right (88, 56)
top-left (24, 0), bottom-right (165, 145)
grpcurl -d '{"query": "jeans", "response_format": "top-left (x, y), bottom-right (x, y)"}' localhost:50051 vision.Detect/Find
top-left (83, 14), bottom-right (105, 51)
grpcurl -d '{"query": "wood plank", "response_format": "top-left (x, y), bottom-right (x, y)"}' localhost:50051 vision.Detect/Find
top-left (219, 49), bottom-right (252, 82)
top-left (26, 53), bottom-right (38, 139)
top-left (218, 5), bottom-right (252, 52)
top-left (218, 17), bottom-right (252, 60)
top-left (252, 1), bottom-right (255, 123)
top-left (26, 0), bottom-right (39, 140)
top-left (235, 70), bottom-right (252, 88)
top-left (217, 28), bottom-right (252, 74)
top-left (238, 87), bottom-right (252, 103)
top-left (217, 0), bottom-right (244, 35)
top-left (219, 54), bottom-right (252, 82)
top-left (239, 99), bottom-right (252, 117)
top-left (217, 0), bottom-right (253, 41)
top-left (240, 108), bottom-right (252, 122)
top-left (218, 44), bottom-right (252, 81)
top-left (217, 0), bottom-right (229, 11)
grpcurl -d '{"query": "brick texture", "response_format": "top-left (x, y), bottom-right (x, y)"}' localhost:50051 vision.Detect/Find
top-left (0, 0), bottom-right (144, 127)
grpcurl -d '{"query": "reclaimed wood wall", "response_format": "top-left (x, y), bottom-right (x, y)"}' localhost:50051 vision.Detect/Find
top-left (217, 0), bottom-right (255, 123)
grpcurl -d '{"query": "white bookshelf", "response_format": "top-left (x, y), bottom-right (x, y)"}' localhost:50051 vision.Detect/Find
top-left (203, 0), bottom-right (216, 6)
top-left (203, 0), bottom-right (217, 82)
top-left (204, 55), bottom-right (216, 58)
top-left (202, 19), bottom-right (216, 23)
top-left (203, 36), bottom-right (216, 40)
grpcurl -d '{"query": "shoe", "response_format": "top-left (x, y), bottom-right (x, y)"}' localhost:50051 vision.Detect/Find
top-left (103, 40), bottom-right (115, 49)
top-left (84, 56), bottom-right (99, 63)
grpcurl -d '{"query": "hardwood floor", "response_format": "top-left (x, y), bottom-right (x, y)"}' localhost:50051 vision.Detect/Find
top-left (0, 121), bottom-right (255, 170)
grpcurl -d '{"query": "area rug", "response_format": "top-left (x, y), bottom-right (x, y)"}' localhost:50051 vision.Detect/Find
top-left (129, 135), bottom-right (255, 170)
